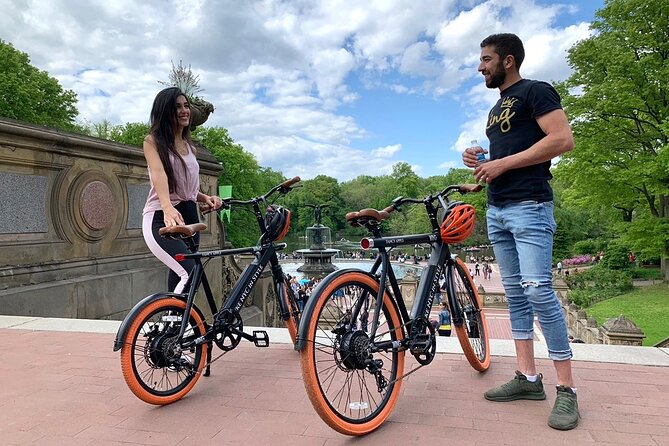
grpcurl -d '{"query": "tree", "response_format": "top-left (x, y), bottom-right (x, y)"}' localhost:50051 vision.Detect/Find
top-left (390, 162), bottom-right (421, 199)
top-left (80, 121), bottom-right (149, 147)
top-left (110, 122), bottom-right (150, 147)
top-left (284, 175), bottom-right (344, 233)
top-left (194, 127), bottom-right (285, 247)
top-left (0, 39), bottom-right (78, 130)
top-left (555, 0), bottom-right (669, 279)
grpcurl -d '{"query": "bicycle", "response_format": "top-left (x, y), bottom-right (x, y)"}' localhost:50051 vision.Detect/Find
top-left (294, 183), bottom-right (491, 435)
top-left (113, 177), bottom-right (302, 405)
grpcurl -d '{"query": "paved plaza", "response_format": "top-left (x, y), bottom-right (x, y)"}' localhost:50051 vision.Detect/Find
top-left (1, 312), bottom-right (668, 446)
top-left (2, 261), bottom-right (668, 445)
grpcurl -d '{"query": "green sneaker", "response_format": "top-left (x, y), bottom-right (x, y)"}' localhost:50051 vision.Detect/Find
top-left (484, 370), bottom-right (546, 402)
top-left (548, 385), bottom-right (580, 430)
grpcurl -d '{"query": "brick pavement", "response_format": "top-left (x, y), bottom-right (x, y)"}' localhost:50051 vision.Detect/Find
top-left (1, 325), bottom-right (668, 446)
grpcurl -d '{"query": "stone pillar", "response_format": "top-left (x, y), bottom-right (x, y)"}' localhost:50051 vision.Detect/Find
top-left (599, 315), bottom-right (645, 346)
top-left (399, 269), bottom-right (419, 310)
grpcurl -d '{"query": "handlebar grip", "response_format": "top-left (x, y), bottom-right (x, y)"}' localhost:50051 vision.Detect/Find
top-left (199, 204), bottom-right (214, 215)
top-left (459, 184), bottom-right (484, 193)
top-left (200, 201), bottom-right (230, 215)
top-left (281, 176), bottom-right (301, 188)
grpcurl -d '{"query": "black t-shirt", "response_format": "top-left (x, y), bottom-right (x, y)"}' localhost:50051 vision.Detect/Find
top-left (485, 79), bottom-right (562, 206)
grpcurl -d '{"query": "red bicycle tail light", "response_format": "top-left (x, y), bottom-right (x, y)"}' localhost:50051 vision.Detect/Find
top-left (174, 254), bottom-right (185, 262)
top-left (360, 238), bottom-right (373, 250)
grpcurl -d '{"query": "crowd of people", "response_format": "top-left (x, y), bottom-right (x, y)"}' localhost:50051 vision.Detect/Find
top-left (472, 258), bottom-right (495, 280)
top-left (286, 275), bottom-right (322, 311)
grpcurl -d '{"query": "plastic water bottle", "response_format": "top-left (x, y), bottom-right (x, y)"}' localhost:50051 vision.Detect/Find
top-left (472, 139), bottom-right (486, 164)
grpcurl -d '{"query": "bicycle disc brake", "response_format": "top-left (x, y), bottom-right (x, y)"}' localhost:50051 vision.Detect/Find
top-left (408, 317), bottom-right (437, 365)
top-left (213, 310), bottom-right (243, 351)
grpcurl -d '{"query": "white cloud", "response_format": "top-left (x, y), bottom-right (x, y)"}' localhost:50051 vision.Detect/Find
top-left (438, 160), bottom-right (458, 170)
top-left (371, 144), bottom-right (401, 158)
top-left (0, 0), bottom-right (598, 180)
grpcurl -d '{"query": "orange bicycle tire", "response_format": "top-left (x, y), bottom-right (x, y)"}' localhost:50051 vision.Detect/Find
top-left (120, 298), bottom-right (208, 405)
top-left (300, 271), bottom-right (405, 436)
top-left (451, 257), bottom-right (491, 372)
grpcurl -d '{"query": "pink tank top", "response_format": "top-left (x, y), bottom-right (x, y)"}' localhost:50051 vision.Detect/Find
top-left (143, 145), bottom-right (200, 214)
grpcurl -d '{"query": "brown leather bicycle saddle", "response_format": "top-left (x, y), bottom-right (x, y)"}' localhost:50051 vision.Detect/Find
top-left (158, 223), bottom-right (207, 238)
top-left (345, 208), bottom-right (391, 227)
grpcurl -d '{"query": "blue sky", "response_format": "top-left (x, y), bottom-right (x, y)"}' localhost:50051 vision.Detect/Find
top-left (1, 0), bottom-right (604, 181)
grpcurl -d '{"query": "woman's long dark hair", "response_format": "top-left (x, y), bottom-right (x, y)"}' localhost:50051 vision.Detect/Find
top-left (148, 87), bottom-right (195, 194)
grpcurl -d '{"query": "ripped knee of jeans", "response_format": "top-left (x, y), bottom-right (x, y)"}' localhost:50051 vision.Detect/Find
top-left (520, 280), bottom-right (539, 288)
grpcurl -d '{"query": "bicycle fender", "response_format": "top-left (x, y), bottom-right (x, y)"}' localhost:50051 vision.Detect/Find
top-left (112, 292), bottom-right (206, 351)
top-left (294, 268), bottom-right (378, 351)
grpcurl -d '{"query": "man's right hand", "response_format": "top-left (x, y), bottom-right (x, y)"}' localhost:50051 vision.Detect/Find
top-left (462, 145), bottom-right (487, 168)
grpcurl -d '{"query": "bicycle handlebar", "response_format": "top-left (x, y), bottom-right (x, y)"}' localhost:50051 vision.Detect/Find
top-left (200, 176), bottom-right (301, 214)
top-left (386, 183), bottom-right (483, 212)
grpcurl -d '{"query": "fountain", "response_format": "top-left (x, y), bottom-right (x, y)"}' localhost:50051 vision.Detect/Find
top-left (296, 204), bottom-right (339, 275)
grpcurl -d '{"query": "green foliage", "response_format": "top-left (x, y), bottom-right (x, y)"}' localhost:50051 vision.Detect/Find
top-left (554, 0), bottom-right (669, 274)
top-left (572, 239), bottom-right (602, 256)
top-left (390, 162), bottom-right (421, 199)
top-left (283, 175), bottom-right (345, 232)
top-left (615, 212), bottom-right (669, 264)
top-left (81, 121), bottom-right (149, 147)
top-left (601, 241), bottom-right (631, 270)
top-left (159, 60), bottom-right (204, 100)
top-left (194, 126), bottom-right (285, 247)
top-left (587, 284), bottom-right (669, 346)
top-left (630, 267), bottom-right (663, 280)
top-left (565, 265), bottom-right (633, 307)
top-left (0, 39), bottom-right (78, 130)
top-left (110, 122), bottom-right (150, 147)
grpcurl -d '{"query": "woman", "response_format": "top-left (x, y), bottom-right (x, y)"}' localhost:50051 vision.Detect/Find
top-left (142, 87), bottom-right (222, 293)
top-left (438, 301), bottom-right (451, 336)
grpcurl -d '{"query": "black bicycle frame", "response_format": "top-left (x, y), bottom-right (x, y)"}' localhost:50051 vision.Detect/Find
top-left (173, 242), bottom-right (288, 340)
top-left (361, 231), bottom-right (464, 343)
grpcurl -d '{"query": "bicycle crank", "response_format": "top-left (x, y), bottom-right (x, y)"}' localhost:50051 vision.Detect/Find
top-left (212, 310), bottom-right (244, 351)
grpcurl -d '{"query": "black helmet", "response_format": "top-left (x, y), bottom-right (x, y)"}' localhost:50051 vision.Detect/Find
top-left (264, 205), bottom-right (291, 241)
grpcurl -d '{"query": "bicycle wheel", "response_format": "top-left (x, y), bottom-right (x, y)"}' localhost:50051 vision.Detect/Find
top-left (450, 257), bottom-right (491, 371)
top-left (281, 279), bottom-right (300, 343)
top-left (300, 271), bottom-right (405, 436)
top-left (120, 298), bottom-right (208, 405)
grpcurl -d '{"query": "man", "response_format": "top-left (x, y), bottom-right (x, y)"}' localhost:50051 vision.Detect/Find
top-left (462, 33), bottom-right (579, 430)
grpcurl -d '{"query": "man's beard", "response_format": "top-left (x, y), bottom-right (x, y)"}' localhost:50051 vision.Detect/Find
top-left (485, 61), bottom-right (506, 89)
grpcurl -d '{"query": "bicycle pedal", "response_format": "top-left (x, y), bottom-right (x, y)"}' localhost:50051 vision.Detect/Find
top-left (409, 344), bottom-right (428, 355)
top-left (252, 330), bottom-right (270, 347)
top-left (408, 335), bottom-right (431, 354)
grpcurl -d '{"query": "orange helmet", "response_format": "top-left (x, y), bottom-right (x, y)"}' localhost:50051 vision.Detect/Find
top-left (265, 205), bottom-right (291, 241)
top-left (440, 202), bottom-right (476, 243)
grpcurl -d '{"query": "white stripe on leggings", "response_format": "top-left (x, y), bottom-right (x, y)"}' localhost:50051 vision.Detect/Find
top-left (142, 211), bottom-right (189, 294)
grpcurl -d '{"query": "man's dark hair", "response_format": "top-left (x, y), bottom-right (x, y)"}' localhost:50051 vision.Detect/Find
top-left (480, 33), bottom-right (525, 69)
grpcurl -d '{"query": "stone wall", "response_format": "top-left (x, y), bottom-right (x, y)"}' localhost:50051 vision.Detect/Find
top-left (555, 279), bottom-right (645, 346)
top-left (477, 284), bottom-right (507, 308)
top-left (0, 118), bottom-right (223, 320)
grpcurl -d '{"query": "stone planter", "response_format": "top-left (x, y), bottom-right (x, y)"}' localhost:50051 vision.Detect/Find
top-left (189, 99), bottom-right (215, 130)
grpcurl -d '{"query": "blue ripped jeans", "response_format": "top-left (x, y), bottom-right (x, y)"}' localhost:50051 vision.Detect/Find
top-left (487, 201), bottom-right (572, 361)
